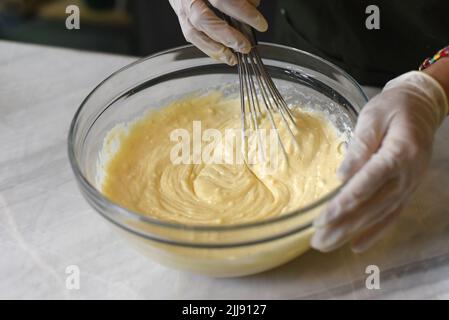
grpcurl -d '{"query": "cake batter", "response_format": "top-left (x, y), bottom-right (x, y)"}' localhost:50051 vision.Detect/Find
top-left (100, 92), bottom-right (345, 225)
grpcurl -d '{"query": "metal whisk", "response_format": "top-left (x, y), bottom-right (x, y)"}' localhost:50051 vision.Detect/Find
top-left (228, 18), bottom-right (299, 159)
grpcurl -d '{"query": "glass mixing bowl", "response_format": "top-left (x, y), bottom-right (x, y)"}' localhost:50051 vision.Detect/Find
top-left (68, 43), bottom-right (368, 277)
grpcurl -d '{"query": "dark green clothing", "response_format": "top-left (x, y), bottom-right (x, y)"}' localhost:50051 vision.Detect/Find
top-left (274, 0), bottom-right (449, 86)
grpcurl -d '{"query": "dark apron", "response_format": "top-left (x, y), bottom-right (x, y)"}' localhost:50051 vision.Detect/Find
top-left (274, 0), bottom-right (449, 86)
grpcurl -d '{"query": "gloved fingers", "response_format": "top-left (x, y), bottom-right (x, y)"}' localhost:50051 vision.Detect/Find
top-left (179, 15), bottom-right (238, 65)
top-left (315, 177), bottom-right (400, 232)
top-left (350, 204), bottom-right (403, 253)
top-left (314, 151), bottom-right (398, 228)
top-left (208, 0), bottom-right (268, 32)
top-left (311, 199), bottom-right (398, 252)
top-left (338, 103), bottom-right (391, 181)
top-left (168, 0), bottom-right (181, 14)
top-left (248, 0), bottom-right (261, 7)
top-left (184, 0), bottom-right (252, 54)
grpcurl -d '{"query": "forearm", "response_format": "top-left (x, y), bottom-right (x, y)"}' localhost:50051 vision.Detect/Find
top-left (423, 57), bottom-right (449, 116)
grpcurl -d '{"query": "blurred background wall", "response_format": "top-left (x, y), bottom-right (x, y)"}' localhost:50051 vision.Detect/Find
top-left (0, 0), bottom-right (278, 56)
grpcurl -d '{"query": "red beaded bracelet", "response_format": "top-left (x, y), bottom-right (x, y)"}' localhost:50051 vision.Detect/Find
top-left (419, 46), bottom-right (449, 71)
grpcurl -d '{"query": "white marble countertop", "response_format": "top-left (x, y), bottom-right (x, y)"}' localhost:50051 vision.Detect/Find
top-left (1, 40), bottom-right (449, 300)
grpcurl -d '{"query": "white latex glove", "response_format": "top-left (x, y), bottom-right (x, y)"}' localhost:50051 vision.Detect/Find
top-left (311, 71), bottom-right (449, 253)
top-left (169, 0), bottom-right (268, 65)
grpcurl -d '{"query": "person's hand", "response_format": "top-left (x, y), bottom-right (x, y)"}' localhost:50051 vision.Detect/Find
top-left (311, 71), bottom-right (449, 253)
top-left (169, 0), bottom-right (268, 65)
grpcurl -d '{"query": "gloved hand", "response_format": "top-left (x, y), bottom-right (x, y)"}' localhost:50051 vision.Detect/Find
top-left (311, 71), bottom-right (449, 253)
top-left (169, 0), bottom-right (268, 65)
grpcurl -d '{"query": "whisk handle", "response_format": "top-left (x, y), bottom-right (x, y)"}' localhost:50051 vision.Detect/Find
top-left (205, 2), bottom-right (257, 48)
top-left (227, 18), bottom-right (258, 47)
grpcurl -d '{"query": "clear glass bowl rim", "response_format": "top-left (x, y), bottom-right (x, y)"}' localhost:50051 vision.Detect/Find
top-left (68, 42), bottom-right (368, 233)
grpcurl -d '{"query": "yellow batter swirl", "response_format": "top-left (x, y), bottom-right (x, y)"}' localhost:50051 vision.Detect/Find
top-left (100, 92), bottom-right (345, 225)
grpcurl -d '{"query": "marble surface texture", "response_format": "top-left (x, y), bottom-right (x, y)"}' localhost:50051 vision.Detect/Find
top-left (1, 40), bottom-right (449, 299)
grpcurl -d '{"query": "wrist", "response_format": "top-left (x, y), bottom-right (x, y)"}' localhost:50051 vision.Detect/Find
top-left (384, 71), bottom-right (449, 126)
top-left (423, 57), bottom-right (449, 115)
